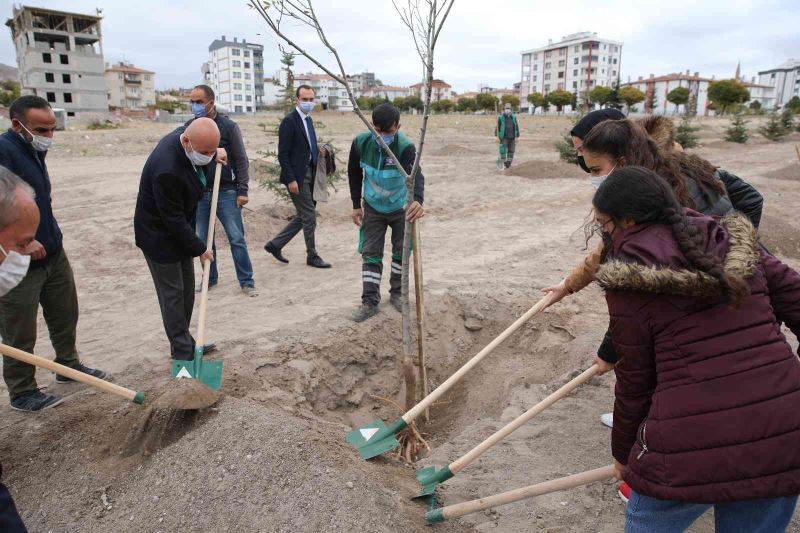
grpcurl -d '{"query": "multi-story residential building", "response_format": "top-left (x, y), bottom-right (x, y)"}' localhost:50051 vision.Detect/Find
top-left (621, 70), bottom-right (769, 116)
top-left (347, 72), bottom-right (377, 93)
top-left (757, 59), bottom-right (800, 109)
top-left (6, 5), bottom-right (107, 117)
top-left (105, 61), bottom-right (155, 110)
top-left (205, 36), bottom-right (263, 114)
top-left (409, 79), bottom-right (453, 101)
top-left (361, 85), bottom-right (410, 101)
top-left (295, 72), bottom-right (350, 110)
top-left (519, 31), bottom-right (622, 112)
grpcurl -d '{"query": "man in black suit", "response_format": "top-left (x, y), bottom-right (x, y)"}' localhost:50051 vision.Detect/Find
top-left (134, 118), bottom-right (226, 360)
top-left (264, 85), bottom-right (331, 268)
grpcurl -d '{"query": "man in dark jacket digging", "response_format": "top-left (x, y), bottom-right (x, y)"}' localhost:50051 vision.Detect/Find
top-left (135, 118), bottom-right (226, 361)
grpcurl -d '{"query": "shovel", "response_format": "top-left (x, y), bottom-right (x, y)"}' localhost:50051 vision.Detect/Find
top-left (496, 141), bottom-right (506, 171)
top-left (415, 364), bottom-right (599, 499)
top-left (0, 343), bottom-right (144, 404)
top-left (171, 162), bottom-right (224, 390)
top-left (412, 220), bottom-right (429, 422)
top-left (426, 464), bottom-right (614, 524)
top-left (345, 293), bottom-right (555, 460)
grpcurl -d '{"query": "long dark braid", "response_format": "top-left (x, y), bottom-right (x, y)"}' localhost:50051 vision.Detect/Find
top-left (593, 166), bottom-right (749, 307)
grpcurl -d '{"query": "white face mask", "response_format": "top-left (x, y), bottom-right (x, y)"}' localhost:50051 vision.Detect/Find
top-left (183, 136), bottom-right (214, 166)
top-left (19, 123), bottom-right (54, 152)
top-left (0, 244), bottom-right (31, 297)
top-left (590, 164), bottom-right (617, 189)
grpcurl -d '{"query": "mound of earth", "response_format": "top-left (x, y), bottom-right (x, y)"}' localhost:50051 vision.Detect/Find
top-left (506, 160), bottom-right (581, 180)
top-left (431, 144), bottom-right (476, 157)
top-left (763, 163), bottom-right (799, 181)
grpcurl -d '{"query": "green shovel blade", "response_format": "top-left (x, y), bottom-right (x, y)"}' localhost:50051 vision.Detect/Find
top-left (171, 355), bottom-right (224, 390)
top-left (345, 418), bottom-right (406, 460)
top-left (413, 465), bottom-right (454, 499)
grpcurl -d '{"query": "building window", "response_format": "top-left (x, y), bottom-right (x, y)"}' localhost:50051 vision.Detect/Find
top-left (234, 83), bottom-right (242, 90)
top-left (612, 70), bottom-right (617, 77)
top-left (246, 95), bottom-right (252, 102)
top-left (574, 58), bottom-right (579, 65)
top-left (43, 53), bottom-right (52, 63)
top-left (573, 81), bottom-right (577, 89)
top-left (558, 71), bottom-right (564, 79)
top-left (247, 106), bottom-right (252, 112)
top-left (63, 93), bottom-right (73, 103)
top-left (235, 106), bottom-right (243, 113)
top-left (67, 111), bottom-right (75, 117)
top-left (233, 72), bottom-right (242, 79)
top-left (145, 75), bottom-right (151, 81)
top-left (558, 60), bottom-right (565, 67)
top-left (62, 73), bottom-right (71, 83)
top-left (245, 84), bottom-right (251, 91)
top-left (574, 45), bottom-right (579, 52)
top-left (573, 69), bottom-right (578, 76)
top-left (244, 73), bottom-right (251, 80)
top-left (234, 94), bottom-right (243, 101)
top-left (557, 83), bottom-right (564, 90)
top-left (46, 92), bottom-right (56, 102)
top-left (232, 48), bottom-right (241, 56)
top-left (244, 50), bottom-right (250, 57)
top-left (613, 58), bottom-right (618, 64)
top-left (545, 62), bottom-right (551, 69)
top-left (233, 60), bottom-right (241, 67)
top-left (533, 64), bottom-right (538, 71)
top-left (60, 54), bottom-right (68, 64)
top-left (544, 84), bottom-right (550, 92)
top-left (544, 73), bottom-right (551, 80)
top-left (533, 53), bottom-right (538, 60)
top-left (559, 48), bottom-right (566, 56)
top-left (532, 75), bottom-right (537, 82)
top-left (45, 72), bottom-right (54, 82)
top-left (244, 62), bottom-right (250, 69)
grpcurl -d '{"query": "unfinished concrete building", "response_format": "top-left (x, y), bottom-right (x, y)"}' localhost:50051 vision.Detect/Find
top-left (6, 5), bottom-right (107, 117)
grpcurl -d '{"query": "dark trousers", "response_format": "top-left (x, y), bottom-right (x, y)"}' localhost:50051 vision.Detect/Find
top-left (144, 254), bottom-right (196, 360)
top-left (0, 249), bottom-right (80, 399)
top-left (502, 138), bottom-right (516, 167)
top-left (359, 204), bottom-right (405, 306)
top-left (0, 482), bottom-right (26, 533)
top-left (270, 167), bottom-right (317, 258)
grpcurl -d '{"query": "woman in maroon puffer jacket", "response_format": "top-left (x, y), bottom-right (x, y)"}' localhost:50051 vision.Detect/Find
top-left (592, 166), bottom-right (800, 532)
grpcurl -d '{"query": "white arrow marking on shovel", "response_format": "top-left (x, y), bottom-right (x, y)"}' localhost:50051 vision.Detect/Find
top-left (360, 427), bottom-right (380, 441)
top-left (175, 367), bottom-right (193, 379)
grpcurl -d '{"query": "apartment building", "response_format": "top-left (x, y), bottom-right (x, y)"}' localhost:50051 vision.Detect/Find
top-left (409, 79), bottom-right (453, 101)
top-left (361, 85), bottom-right (410, 100)
top-left (347, 72), bottom-right (377, 93)
top-left (757, 59), bottom-right (800, 109)
top-left (205, 36), bottom-right (264, 114)
top-left (6, 5), bottom-right (107, 116)
top-left (520, 31), bottom-right (622, 112)
top-left (105, 61), bottom-right (155, 110)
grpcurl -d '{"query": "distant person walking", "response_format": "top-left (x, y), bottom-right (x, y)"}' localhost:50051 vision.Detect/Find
top-left (495, 102), bottom-right (520, 169)
top-left (134, 118), bottom-right (225, 361)
top-left (264, 85), bottom-right (331, 269)
top-left (0, 95), bottom-right (106, 413)
top-left (187, 85), bottom-right (258, 297)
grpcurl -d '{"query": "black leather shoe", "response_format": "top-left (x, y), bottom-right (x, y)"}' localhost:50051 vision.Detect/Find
top-left (264, 242), bottom-right (289, 264)
top-left (202, 343), bottom-right (217, 354)
top-left (307, 255), bottom-right (332, 269)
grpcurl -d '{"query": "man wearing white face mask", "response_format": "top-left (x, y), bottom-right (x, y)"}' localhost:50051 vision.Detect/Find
top-left (135, 118), bottom-right (227, 362)
top-left (0, 96), bottom-right (106, 413)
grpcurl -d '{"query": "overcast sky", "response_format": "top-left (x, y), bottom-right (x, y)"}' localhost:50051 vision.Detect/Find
top-left (1, 0), bottom-right (797, 92)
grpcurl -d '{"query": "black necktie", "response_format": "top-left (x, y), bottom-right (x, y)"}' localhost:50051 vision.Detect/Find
top-left (305, 116), bottom-right (318, 166)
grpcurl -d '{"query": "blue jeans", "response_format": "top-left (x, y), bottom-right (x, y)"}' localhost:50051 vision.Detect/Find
top-left (626, 489), bottom-right (798, 533)
top-left (195, 189), bottom-right (255, 288)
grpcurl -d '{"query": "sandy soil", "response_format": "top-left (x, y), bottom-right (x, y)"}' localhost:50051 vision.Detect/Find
top-left (1, 113), bottom-right (799, 532)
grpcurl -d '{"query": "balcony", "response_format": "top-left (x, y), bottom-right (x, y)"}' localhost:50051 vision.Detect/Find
top-left (124, 77), bottom-right (142, 85)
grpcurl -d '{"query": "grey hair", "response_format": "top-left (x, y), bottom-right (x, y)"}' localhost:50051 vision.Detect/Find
top-left (0, 167), bottom-right (35, 229)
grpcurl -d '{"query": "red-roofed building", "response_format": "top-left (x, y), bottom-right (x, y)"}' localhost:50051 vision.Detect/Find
top-left (105, 61), bottom-right (155, 109)
top-left (409, 79), bottom-right (453, 101)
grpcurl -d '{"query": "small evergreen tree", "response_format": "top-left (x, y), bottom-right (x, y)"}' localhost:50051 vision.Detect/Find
top-left (279, 52), bottom-right (296, 112)
top-left (675, 114), bottom-right (700, 149)
top-left (724, 113), bottom-right (749, 144)
top-left (779, 108), bottom-right (795, 131)
top-left (555, 114), bottom-right (583, 165)
top-left (759, 112), bottom-right (788, 141)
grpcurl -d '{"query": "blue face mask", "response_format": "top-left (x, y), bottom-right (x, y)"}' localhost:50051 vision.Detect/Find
top-left (191, 102), bottom-right (207, 118)
top-left (298, 101), bottom-right (315, 114)
top-left (375, 133), bottom-right (395, 146)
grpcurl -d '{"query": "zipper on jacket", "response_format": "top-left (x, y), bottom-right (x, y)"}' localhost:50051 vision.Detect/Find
top-left (636, 422), bottom-right (649, 460)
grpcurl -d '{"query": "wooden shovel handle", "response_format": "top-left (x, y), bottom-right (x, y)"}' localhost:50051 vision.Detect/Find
top-left (451, 364), bottom-right (600, 473)
top-left (403, 293), bottom-right (555, 423)
top-left (0, 343), bottom-right (142, 403)
top-left (196, 163), bottom-right (223, 348)
top-left (412, 220), bottom-right (429, 420)
top-left (439, 465), bottom-right (614, 520)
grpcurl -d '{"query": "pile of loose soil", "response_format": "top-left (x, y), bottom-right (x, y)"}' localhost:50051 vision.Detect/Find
top-left (764, 162), bottom-right (799, 181)
top-left (431, 144), bottom-right (476, 157)
top-left (506, 159), bottom-right (581, 180)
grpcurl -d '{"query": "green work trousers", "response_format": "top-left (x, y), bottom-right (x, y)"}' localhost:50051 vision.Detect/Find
top-left (0, 249), bottom-right (80, 399)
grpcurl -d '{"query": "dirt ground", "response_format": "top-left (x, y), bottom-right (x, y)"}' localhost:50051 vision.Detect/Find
top-left (1, 112), bottom-right (799, 533)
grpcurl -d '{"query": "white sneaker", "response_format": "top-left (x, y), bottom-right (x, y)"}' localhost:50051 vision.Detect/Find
top-left (242, 286), bottom-right (259, 297)
top-left (600, 412), bottom-right (614, 428)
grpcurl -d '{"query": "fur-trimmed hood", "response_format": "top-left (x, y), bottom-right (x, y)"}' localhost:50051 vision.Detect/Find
top-left (596, 213), bottom-right (759, 298)
top-left (637, 115), bottom-right (676, 152)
